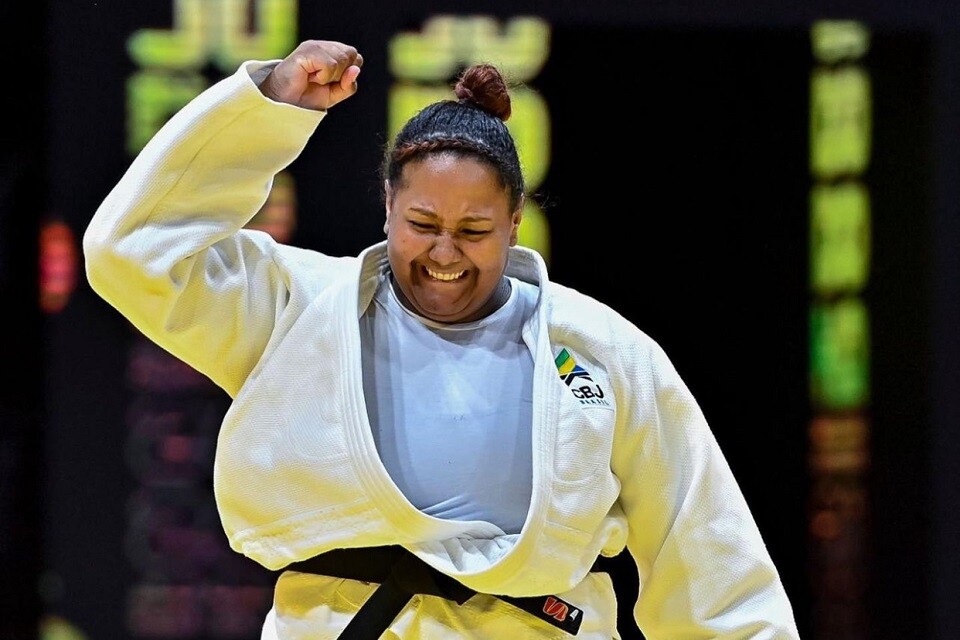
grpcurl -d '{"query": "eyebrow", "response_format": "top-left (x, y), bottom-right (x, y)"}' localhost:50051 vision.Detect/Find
top-left (408, 208), bottom-right (493, 223)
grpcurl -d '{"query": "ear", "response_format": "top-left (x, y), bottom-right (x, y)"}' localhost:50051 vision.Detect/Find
top-left (509, 202), bottom-right (524, 246)
top-left (507, 195), bottom-right (525, 246)
top-left (383, 180), bottom-right (392, 235)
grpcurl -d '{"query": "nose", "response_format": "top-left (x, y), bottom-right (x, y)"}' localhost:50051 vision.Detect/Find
top-left (428, 232), bottom-right (461, 266)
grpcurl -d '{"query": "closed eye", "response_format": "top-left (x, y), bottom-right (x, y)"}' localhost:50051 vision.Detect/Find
top-left (409, 220), bottom-right (490, 238)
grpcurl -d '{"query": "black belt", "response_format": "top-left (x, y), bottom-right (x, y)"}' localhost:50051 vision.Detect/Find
top-left (284, 545), bottom-right (597, 638)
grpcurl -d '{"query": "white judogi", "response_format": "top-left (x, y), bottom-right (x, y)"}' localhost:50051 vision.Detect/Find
top-left (83, 59), bottom-right (801, 639)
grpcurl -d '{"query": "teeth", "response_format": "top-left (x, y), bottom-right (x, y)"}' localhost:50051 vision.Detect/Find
top-left (426, 267), bottom-right (465, 281)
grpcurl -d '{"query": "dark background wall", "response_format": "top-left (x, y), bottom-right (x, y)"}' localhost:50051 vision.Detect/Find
top-left (1, 1), bottom-right (46, 639)
top-left (2, 1), bottom-right (957, 639)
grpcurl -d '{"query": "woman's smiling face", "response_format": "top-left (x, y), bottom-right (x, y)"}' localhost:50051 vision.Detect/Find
top-left (384, 152), bottom-right (522, 324)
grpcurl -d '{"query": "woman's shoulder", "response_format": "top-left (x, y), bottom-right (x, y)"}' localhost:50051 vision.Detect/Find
top-left (543, 280), bottom-right (659, 351)
top-left (263, 234), bottom-right (364, 292)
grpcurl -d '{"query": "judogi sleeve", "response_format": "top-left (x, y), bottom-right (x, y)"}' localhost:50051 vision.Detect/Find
top-left (83, 61), bottom-right (325, 397)
top-left (610, 337), bottom-right (801, 639)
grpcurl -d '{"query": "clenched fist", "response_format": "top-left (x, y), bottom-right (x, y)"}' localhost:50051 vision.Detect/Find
top-left (259, 40), bottom-right (363, 111)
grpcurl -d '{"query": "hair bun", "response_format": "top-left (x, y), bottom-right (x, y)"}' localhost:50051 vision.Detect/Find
top-left (454, 63), bottom-right (512, 122)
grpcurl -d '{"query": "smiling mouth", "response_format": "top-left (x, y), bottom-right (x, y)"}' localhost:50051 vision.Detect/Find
top-left (425, 266), bottom-right (467, 282)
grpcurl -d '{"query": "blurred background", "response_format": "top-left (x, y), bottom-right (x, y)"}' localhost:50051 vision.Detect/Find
top-left (2, 1), bottom-right (957, 639)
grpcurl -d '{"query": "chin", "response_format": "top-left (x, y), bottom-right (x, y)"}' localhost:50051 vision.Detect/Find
top-left (418, 302), bottom-right (472, 323)
top-left (421, 307), bottom-right (464, 323)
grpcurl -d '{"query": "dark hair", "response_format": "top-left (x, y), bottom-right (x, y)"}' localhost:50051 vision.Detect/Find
top-left (381, 63), bottom-right (525, 211)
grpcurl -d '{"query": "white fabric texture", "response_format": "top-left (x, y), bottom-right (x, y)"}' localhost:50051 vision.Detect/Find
top-left (83, 59), bottom-right (801, 639)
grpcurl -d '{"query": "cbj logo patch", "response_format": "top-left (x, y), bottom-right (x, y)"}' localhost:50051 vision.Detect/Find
top-left (555, 348), bottom-right (611, 407)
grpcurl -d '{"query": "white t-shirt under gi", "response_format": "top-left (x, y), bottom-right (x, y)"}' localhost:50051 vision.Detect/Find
top-left (359, 275), bottom-right (539, 534)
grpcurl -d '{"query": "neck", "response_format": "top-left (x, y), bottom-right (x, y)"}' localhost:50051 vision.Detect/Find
top-left (389, 275), bottom-right (512, 324)
top-left (478, 277), bottom-right (512, 317)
